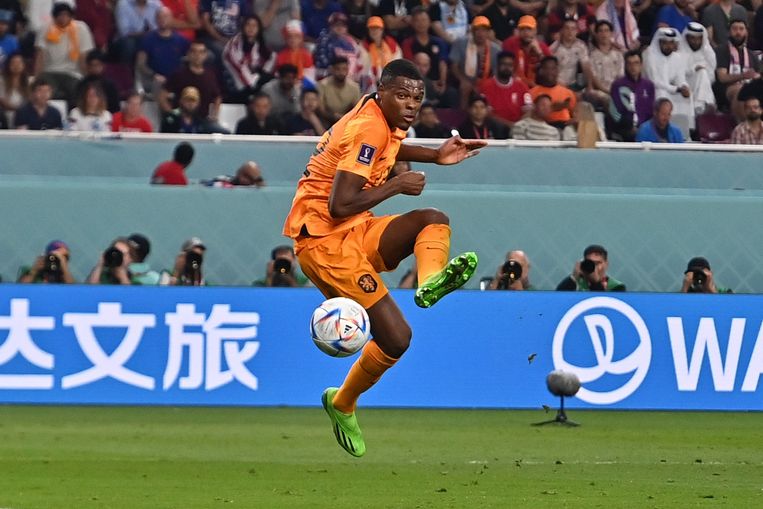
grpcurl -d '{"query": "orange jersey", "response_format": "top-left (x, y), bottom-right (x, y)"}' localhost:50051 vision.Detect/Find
top-left (283, 94), bottom-right (407, 239)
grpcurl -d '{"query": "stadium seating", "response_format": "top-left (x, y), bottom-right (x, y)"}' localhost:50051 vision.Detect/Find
top-left (696, 112), bottom-right (737, 143)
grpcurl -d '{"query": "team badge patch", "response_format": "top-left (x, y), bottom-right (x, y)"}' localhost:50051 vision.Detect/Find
top-left (358, 274), bottom-right (378, 293)
top-left (357, 144), bottom-right (377, 166)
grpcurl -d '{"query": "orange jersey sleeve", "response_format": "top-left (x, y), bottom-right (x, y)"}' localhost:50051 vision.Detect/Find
top-left (282, 95), bottom-right (407, 239)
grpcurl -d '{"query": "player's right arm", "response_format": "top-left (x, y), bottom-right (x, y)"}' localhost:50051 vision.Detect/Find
top-left (328, 170), bottom-right (425, 219)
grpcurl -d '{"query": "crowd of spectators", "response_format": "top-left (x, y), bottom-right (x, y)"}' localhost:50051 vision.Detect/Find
top-left (0, 0), bottom-right (759, 142)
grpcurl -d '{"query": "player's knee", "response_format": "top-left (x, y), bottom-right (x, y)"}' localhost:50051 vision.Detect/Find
top-left (416, 208), bottom-right (449, 227)
top-left (380, 325), bottom-right (412, 358)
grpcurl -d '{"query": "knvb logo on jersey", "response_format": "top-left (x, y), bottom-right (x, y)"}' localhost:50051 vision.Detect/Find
top-left (552, 297), bottom-right (652, 405)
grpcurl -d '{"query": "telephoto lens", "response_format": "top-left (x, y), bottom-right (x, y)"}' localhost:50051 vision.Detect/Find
top-left (103, 247), bottom-right (124, 268)
top-left (580, 258), bottom-right (596, 274)
top-left (273, 258), bottom-right (292, 274)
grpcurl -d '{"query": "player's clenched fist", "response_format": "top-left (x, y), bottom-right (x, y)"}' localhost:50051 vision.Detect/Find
top-left (392, 170), bottom-right (426, 195)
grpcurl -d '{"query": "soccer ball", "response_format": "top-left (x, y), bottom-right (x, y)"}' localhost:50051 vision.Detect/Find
top-left (310, 297), bottom-right (371, 357)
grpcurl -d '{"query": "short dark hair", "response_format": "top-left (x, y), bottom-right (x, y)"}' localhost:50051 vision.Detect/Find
top-left (124, 89), bottom-right (143, 102)
top-left (654, 97), bottom-right (672, 112)
top-left (31, 77), bottom-right (51, 90)
top-left (173, 142), bottom-right (195, 166)
top-left (729, 18), bottom-right (747, 28)
top-left (271, 245), bottom-right (294, 259)
top-left (624, 49), bottom-right (642, 63)
top-left (52, 2), bottom-right (74, 17)
top-left (410, 5), bottom-right (429, 16)
top-left (300, 88), bottom-right (318, 100)
top-left (379, 59), bottom-right (423, 87)
top-left (497, 50), bottom-right (515, 62)
top-left (595, 19), bottom-right (614, 32)
top-left (277, 63), bottom-right (298, 76)
top-left (468, 93), bottom-right (488, 107)
top-left (249, 91), bottom-right (270, 103)
top-left (539, 55), bottom-right (558, 67)
top-left (584, 244), bottom-right (608, 259)
top-left (330, 55), bottom-right (349, 67)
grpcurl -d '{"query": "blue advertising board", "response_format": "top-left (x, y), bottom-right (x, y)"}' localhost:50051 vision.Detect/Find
top-left (0, 285), bottom-right (762, 410)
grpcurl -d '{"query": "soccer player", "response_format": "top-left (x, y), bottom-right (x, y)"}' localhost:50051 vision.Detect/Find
top-left (282, 59), bottom-right (486, 457)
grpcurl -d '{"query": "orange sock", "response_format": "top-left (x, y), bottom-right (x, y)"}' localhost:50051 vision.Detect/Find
top-left (414, 224), bottom-right (451, 286)
top-left (333, 340), bottom-right (398, 414)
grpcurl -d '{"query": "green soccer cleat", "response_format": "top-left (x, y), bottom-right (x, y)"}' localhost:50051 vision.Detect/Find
top-left (414, 251), bottom-right (478, 308)
top-left (321, 387), bottom-right (366, 457)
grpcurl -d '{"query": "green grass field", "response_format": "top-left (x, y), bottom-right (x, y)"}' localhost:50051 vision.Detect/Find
top-left (0, 405), bottom-right (761, 508)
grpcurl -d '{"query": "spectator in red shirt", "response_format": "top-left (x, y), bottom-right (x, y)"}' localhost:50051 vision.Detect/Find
top-left (479, 50), bottom-right (531, 131)
top-left (151, 141), bottom-right (195, 185)
top-left (501, 15), bottom-right (551, 88)
top-left (112, 91), bottom-right (154, 133)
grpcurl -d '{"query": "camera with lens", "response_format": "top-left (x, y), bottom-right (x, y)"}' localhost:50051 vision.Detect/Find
top-left (273, 258), bottom-right (292, 275)
top-left (184, 250), bottom-right (203, 279)
top-left (686, 269), bottom-right (708, 293)
top-left (103, 247), bottom-right (124, 268)
top-left (43, 253), bottom-right (63, 281)
top-left (497, 260), bottom-right (523, 290)
top-left (580, 258), bottom-right (596, 275)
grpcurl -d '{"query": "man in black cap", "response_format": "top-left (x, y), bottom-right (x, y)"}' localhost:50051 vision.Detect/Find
top-left (127, 233), bottom-right (160, 285)
top-left (680, 257), bottom-right (732, 293)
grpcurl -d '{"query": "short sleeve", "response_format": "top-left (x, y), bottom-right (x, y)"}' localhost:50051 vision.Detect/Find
top-left (336, 116), bottom-right (388, 180)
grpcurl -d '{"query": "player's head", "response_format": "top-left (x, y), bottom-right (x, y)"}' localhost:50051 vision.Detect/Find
top-left (377, 59), bottom-right (424, 131)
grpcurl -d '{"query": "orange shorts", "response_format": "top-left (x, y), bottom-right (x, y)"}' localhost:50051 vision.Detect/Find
top-left (295, 215), bottom-right (400, 309)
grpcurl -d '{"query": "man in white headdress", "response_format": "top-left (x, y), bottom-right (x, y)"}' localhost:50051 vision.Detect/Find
top-left (681, 22), bottom-right (716, 115)
top-left (644, 27), bottom-right (693, 138)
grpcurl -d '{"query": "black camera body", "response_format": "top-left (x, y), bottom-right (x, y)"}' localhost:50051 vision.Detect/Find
top-left (184, 251), bottom-right (203, 278)
top-left (103, 247), bottom-right (124, 268)
top-left (580, 258), bottom-right (596, 275)
top-left (497, 260), bottom-right (523, 290)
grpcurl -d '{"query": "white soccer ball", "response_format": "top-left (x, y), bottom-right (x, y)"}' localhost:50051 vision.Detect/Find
top-left (310, 297), bottom-right (371, 357)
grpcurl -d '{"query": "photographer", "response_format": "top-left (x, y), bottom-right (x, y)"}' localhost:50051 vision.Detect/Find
top-left (680, 257), bottom-right (732, 294)
top-left (87, 238), bottom-right (133, 285)
top-left (489, 250), bottom-right (533, 291)
top-left (556, 244), bottom-right (626, 292)
top-left (127, 233), bottom-right (161, 285)
top-left (17, 240), bottom-right (75, 284)
top-left (260, 245), bottom-right (309, 288)
top-left (169, 237), bottom-right (206, 286)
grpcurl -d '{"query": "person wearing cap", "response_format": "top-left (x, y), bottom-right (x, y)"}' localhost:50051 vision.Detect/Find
top-left (222, 15), bottom-right (276, 103)
top-left (313, 11), bottom-right (369, 84)
top-left (151, 141), bottom-right (195, 185)
top-left (253, 0), bottom-right (301, 51)
top-left (556, 244), bottom-right (626, 292)
top-left (317, 55), bottom-right (362, 123)
top-left (161, 85), bottom-right (215, 133)
top-left (275, 19), bottom-right (316, 83)
top-left (34, 2), bottom-right (95, 103)
top-left (502, 15), bottom-right (551, 88)
top-left (530, 56), bottom-right (576, 127)
top-left (363, 17), bottom-right (402, 85)
top-left (681, 257), bottom-right (732, 294)
top-left (430, 0), bottom-right (469, 44)
top-left (135, 7), bottom-right (190, 99)
top-left (169, 237), bottom-right (206, 286)
top-left (160, 40), bottom-right (222, 124)
top-left (301, 0), bottom-right (343, 42)
top-left (18, 240), bottom-right (75, 284)
top-left (127, 233), bottom-right (161, 285)
top-left (235, 91), bottom-right (283, 134)
top-left (449, 16), bottom-right (501, 108)
top-left (0, 9), bottom-right (19, 67)
top-left (643, 27), bottom-right (693, 138)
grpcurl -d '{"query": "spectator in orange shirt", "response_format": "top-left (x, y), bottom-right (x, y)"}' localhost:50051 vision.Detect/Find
top-left (501, 15), bottom-right (551, 88)
top-left (275, 20), bottom-right (316, 84)
top-left (530, 55), bottom-right (576, 127)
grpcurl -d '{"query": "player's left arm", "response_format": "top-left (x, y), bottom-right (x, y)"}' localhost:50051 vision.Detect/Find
top-left (397, 135), bottom-right (487, 165)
